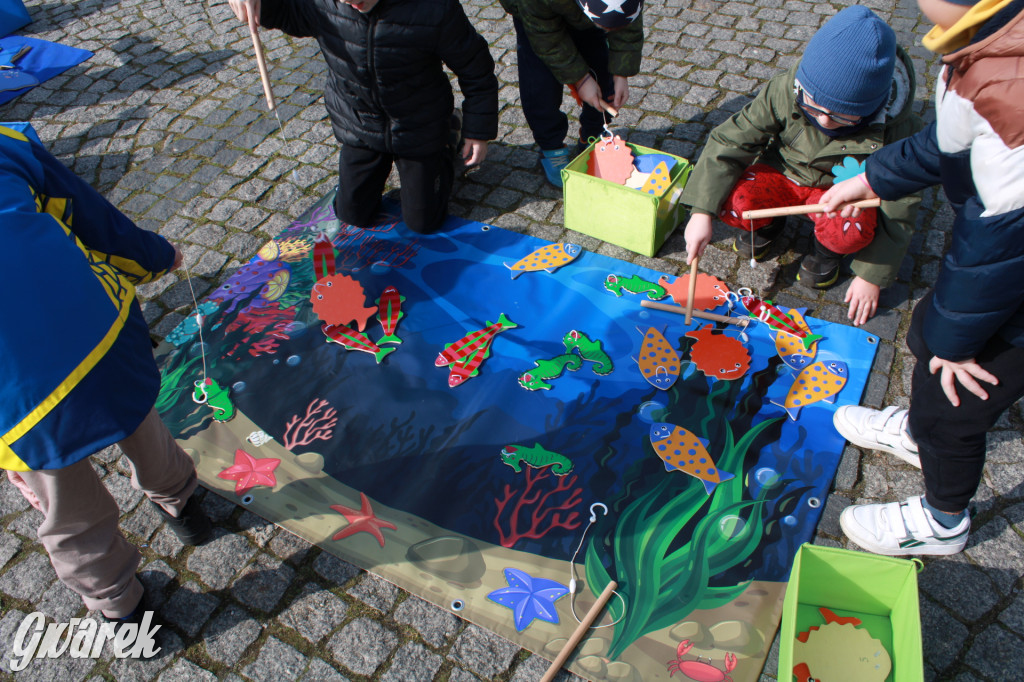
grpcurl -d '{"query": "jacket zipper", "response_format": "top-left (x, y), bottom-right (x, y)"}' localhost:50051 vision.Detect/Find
top-left (365, 15), bottom-right (390, 151)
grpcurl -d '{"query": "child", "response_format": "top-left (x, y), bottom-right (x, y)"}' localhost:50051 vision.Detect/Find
top-left (500, 0), bottom-right (644, 187)
top-left (820, 0), bottom-right (1024, 556)
top-left (0, 125), bottom-right (211, 630)
top-left (227, 0), bottom-right (499, 234)
top-left (681, 6), bottom-right (922, 326)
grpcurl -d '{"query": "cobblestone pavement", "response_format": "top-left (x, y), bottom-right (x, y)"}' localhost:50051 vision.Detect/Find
top-left (1, 0), bottom-right (1022, 680)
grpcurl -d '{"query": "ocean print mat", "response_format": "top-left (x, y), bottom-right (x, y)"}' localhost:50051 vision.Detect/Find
top-left (156, 190), bottom-right (877, 681)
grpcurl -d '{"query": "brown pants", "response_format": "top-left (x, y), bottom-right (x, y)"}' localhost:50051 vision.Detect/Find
top-left (7, 408), bottom-right (197, 618)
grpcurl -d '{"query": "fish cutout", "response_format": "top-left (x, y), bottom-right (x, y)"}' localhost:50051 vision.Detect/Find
top-left (741, 294), bottom-right (823, 349)
top-left (638, 161), bottom-right (671, 197)
top-left (311, 273), bottom-right (377, 332)
top-left (376, 285), bottom-right (405, 345)
top-left (658, 272), bottom-right (731, 311)
top-left (313, 231), bottom-right (336, 279)
top-left (771, 360), bottom-right (848, 420)
top-left (624, 168), bottom-right (650, 189)
top-left (685, 325), bottom-right (750, 381)
top-left (634, 327), bottom-right (681, 390)
top-left (447, 340), bottom-right (495, 388)
top-left (775, 308), bottom-right (818, 370)
top-left (437, 313), bottom-right (517, 367)
top-left (633, 153), bottom-right (678, 174)
top-left (794, 607), bottom-right (892, 682)
top-left (649, 423), bottom-right (735, 495)
top-left (604, 274), bottom-right (667, 300)
top-left (504, 243), bottom-right (582, 279)
top-left (517, 353), bottom-right (583, 391)
top-left (192, 377), bottom-right (235, 422)
top-left (587, 134), bottom-right (635, 184)
top-left (323, 323), bottom-right (395, 364)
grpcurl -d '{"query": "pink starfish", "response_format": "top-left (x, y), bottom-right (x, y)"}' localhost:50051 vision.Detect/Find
top-left (330, 492), bottom-right (397, 547)
top-left (217, 448), bottom-right (281, 496)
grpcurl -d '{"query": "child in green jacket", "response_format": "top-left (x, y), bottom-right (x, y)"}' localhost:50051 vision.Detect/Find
top-left (681, 6), bottom-right (921, 326)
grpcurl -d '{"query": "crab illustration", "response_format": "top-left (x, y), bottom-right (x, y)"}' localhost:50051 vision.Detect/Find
top-left (667, 640), bottom-right (738, 682)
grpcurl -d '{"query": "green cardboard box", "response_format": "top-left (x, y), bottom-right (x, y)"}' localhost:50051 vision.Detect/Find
top-left (779, 543), bottom-right (923, 682)
top-left (561, 141), bottom-right (692, 257)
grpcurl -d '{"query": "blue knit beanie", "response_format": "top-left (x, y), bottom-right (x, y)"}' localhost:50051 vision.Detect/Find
top-left (576, 0), bottom-right (643, 30)
top-left (795, 6), bottom-right (897, 117)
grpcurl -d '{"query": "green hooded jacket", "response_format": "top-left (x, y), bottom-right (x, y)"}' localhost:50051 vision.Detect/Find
top-left (499, 0), bottom-right (643, 83)
top-left (680, 47), bottom-right (922, 288)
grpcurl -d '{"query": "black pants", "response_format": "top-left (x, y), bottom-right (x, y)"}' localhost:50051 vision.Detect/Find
top-left (335, 143), bottom-right (454, 235)
top-left (512, 15), bottom-right (614, 151)
top-left (907, 292), bottom-right (1024, 512)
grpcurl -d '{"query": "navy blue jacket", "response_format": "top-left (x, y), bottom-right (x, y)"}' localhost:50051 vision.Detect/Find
top-left (867, 122), bottom-right (1024, 360)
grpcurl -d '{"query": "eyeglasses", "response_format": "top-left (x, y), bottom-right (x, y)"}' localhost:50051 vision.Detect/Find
top-left (798, 95), bottom-right (862, 127)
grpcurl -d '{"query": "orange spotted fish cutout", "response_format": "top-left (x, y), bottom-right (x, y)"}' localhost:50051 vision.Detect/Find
top-left (771, 360), bottom-right (848, 420)
top-left (587, 134), bottom-right (635, 184)
top-left (658, 272), bottom-right (731, 311)
top-left (649, 423), bottom-right (735, 495)
top-left (685, 325), bottom-right (751, 381)
top-left (634, 327), bottom-right (681, 390)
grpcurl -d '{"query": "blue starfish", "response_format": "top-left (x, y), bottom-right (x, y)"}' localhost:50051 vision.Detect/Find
top-left (486, 567), bottom-right (569, 632)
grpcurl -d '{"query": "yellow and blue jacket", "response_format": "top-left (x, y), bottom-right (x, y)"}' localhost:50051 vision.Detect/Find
top-left (0, 125), bottom-right (174, 471)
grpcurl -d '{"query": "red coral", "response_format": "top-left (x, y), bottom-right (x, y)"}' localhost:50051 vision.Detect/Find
top-left (493, 468), bottom-right (583, 548)
top-left (283, 398), bottom-right (338, 451)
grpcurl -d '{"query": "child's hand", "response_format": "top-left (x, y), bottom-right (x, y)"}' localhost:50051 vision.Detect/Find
top-left (462, 139), bottom-right (487, 167)
top-left (575, 73), bottom-right (615, 116)
top-left (819, 175), bottom-right (875, 218)
top-left (683, 213), bottom-right (713, 265)
top-left (845, 276), bottom-right (879, 326)
top-left (928, 355), bottom-right (999, 407)
top-left (611, 75), bottom-right (629, 110)
top-left (228, 0), bottom-right (261, 25)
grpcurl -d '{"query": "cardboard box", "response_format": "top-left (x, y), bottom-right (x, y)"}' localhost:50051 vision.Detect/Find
top-left (779, 543), bottom-right (923, 681)
top-left (561, 141), bottom-right (692, 257)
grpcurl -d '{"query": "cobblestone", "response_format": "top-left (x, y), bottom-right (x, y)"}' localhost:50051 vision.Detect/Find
top-left (1, 0), bottom-right (1021, 680)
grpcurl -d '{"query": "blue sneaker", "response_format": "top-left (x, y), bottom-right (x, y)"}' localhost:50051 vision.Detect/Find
top-left (540, 147), bottom-right (573, 188)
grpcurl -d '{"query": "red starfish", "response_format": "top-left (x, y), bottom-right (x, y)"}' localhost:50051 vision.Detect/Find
top-left (330, 492), bottom-right (397, 547)
top-left (217, 448), bottom-right (280, 496)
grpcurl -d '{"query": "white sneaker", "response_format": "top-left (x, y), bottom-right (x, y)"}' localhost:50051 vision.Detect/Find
top-left (833, 405), bottom-right (920, 468)
top-left (840, 495), bottom-right (969, 556)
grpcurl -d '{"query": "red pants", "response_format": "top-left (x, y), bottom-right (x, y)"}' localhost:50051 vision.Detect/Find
top-left (717, 164), bottom-right (876, 254)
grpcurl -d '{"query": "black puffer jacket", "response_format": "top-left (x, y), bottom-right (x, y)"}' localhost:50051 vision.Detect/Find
top-left (261, 0), bottom-right (498, 156)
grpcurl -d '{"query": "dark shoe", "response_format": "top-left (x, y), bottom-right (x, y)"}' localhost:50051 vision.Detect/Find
top-left (732, 218), bottom-right (786, 261)
top-left (152, 494), bottom-right (212, 545)
top-left (102, 590), bottom-right (165, 658)
top-left (797, 252), bottom-right (841, 289)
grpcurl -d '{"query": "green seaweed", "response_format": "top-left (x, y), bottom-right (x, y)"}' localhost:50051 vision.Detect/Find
top-left (584, 331), bottom-right (785, 660)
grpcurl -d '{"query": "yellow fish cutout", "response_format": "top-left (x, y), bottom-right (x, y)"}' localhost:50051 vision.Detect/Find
top-left (771, 360), bottom-right (848, 420)
top-left (650, 423), bottom-right (735, 494)
top-left (503, 243), bottom-right (583, 279)
top-left (774, 309), bottom-right (819, 371)
top-left (638, 161), bottom-right (671, 197)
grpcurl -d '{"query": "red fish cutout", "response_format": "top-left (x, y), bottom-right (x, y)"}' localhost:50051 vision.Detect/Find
top-left (323, 323), bottom-right (395, 364)
top-left (587, 134), bottom-right (634, 185)
top-left (659, 272), bottom-right (731, 311)
top-left (376, 285), bottom-right (405, 345)
top-left (311, 273), bottom-right (377, 332)
top-left (685, 325), bottom-right (751, 381)
top-left (313, 231), bottom-right (336, 280)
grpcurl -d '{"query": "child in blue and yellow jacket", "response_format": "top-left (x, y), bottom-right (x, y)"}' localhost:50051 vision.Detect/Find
top-left (0, 125), bottom-right (211, 626)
